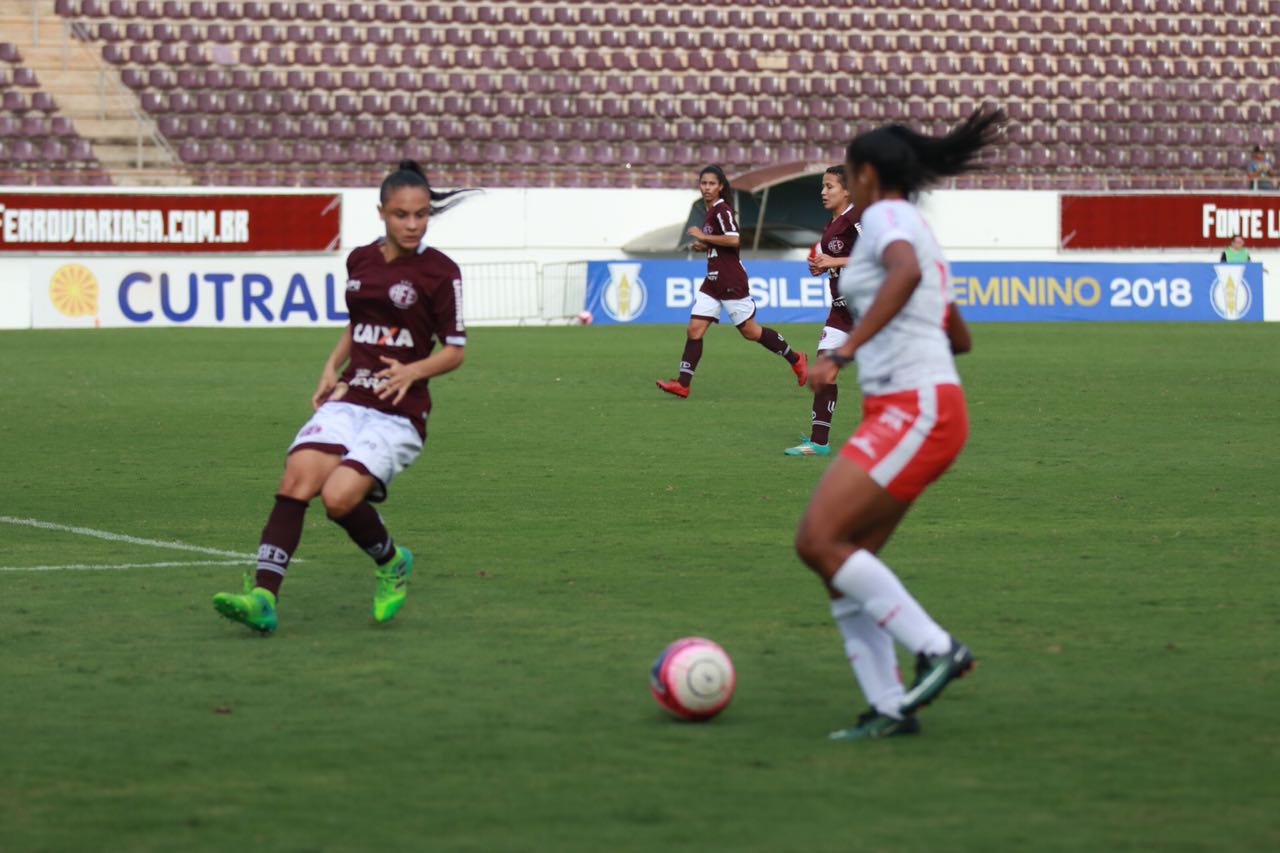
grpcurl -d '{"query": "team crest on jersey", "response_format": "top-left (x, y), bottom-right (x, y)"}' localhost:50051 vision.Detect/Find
top-left (1210, 264), bottom-right (1252, 321)
top-left (828, 238), bottom-right (845, 253)
top-left (346, 278), bottom-right (361, 291)
top-left (388, 281), bottom-right (418, 309)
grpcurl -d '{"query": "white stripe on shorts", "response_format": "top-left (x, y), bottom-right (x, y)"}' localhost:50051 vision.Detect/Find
top-left (870, 386), bottom-right (938, 489)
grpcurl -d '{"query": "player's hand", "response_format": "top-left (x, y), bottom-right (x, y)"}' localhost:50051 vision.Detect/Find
top-left (375, 356), bottom-right (419, 405)
top-left (807, 355), bottom-right (840, 392)
top-left (686, 226), bottom-right (705, 240)
top-left (807, 260), bottom-right (821, 275)
top-left (812, 252), bottom-right (835, 271)
top-left (311, 366), bottom-right (340, 410)
top-left (691, 240), bottom-right (707, 252)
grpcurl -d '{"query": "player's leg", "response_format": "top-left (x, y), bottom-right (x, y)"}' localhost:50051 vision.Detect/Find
top-left (787, 328), bottom-right (845, 456)
top-left (801, 387), bottom-right (974, 725)
top-left (796, 459), bottom-right (927, 737)
top-left (797, 461), bottom-right (959, 655)
top-left (658, 308), bottom-right (713, 397)
top-left (736, 308), bottom-right (807, 385)
top-left (322, 414), bottom-right (421, 622)
top-left (212, 448), bottom-right (341, 634)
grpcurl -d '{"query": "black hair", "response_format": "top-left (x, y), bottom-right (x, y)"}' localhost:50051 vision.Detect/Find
top-left (824, 164), bottom-right (847, 185)
top-left (698, 164), bottom-right (732, 201)
top-left (379, 159), bottom-right (475, 215)
top-left (846, 106), bottom-right (1007, 198)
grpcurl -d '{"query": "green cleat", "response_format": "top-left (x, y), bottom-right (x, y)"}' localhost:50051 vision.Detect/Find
top-left (784, 436), bottom-right (831, 457)
top-left (829, 708), bottom-right (921, 741)
top-left (373, 546), bottom-right (413, 623)
top-left (900, 639), bottom-right (975, 715)
top-left (212, 586), bottom-right (278, 635)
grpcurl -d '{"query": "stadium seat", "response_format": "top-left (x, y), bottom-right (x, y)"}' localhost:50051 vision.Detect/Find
top-left (14, 0), bottom-right (1272, 187)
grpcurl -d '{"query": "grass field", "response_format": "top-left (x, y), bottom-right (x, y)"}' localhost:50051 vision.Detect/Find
top-left (1, 322), bottom-right (1277, 853)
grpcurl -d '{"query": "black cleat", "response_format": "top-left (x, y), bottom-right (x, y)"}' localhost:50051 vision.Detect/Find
top-left (828, 708), bottom-right (922, 741)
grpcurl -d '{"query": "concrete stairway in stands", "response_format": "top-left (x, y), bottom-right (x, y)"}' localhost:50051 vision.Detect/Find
top-left (0, 0), bottom-right (187, 184)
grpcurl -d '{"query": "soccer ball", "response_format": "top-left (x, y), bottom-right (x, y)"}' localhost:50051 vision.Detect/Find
top-left (574, 309), bottom-right (593, 325)
top-left (649, 637), bottom-right (735, 721)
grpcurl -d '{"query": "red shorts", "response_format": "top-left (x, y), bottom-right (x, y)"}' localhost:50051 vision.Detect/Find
top-left (840, 384), bottom-right (968, 502)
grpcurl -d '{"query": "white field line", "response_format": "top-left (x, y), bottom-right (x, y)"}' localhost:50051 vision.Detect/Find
top-left (0, 515), bottom-right (304, 572)
top-left (0, 559), bottom-right (251, 573)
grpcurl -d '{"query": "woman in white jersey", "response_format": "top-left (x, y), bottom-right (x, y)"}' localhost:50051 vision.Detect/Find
top-left (794, 107), bottom-right (1006, 740)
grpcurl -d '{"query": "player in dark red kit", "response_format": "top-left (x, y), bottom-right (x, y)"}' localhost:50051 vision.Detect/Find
top-left (213, 160), bottom-right (472, 634)
top-left (786, 166), bottom-right (859, 457)
top-left (656, 165), bottom-right (807, 398)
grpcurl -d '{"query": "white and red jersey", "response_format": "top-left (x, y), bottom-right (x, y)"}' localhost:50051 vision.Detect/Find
top-left (335, 239), bottom-right (465, 437)
top-left (838, 199), bottom-right (959, 396)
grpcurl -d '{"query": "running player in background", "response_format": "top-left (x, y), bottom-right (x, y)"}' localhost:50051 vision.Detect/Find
top-left (785, 166), bottom-right (859, 457)
top-left (212, 160), bottom-right (472, 634)
top-left (656, 165), bottom-right (807, 398)
top-left (794, 107), bottom-right (1006, 739)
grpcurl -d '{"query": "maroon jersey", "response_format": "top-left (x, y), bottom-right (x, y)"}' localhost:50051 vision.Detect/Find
top-left (334, 240), bottom-right (465, 437)
top-left (699, 197), bottom-right (750, 300)
top-left (820, 205), bottom-right (860, 332)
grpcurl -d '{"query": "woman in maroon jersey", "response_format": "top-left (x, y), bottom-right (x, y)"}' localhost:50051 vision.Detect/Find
top-left (212, 160), bottom-right (472, 634)
top-left (656, 165), bottom-right (807, 398)
top-left (786, 166), bottom-right (859, 457)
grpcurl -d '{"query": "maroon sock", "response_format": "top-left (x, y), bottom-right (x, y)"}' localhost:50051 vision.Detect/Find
top-left (758, 327), bottom-right (800, 364)
top-left (810, 383), bottom-right (839, 446)
top-left (255, 495), bottom-right (308, 596)
top-left (331, 501), bottom-right (396, 565)
top-left (678, 337), bottom-right (703, 388)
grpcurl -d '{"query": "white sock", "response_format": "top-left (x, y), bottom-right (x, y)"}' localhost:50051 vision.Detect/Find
top-left (830, 597), bottom-right (905, 718)
top-left (829, 549), bottom-right (950, 656)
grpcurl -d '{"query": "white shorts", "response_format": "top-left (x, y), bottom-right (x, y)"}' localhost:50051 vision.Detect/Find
top-left (817, 325), bottom-right (850, 352)
top-left (288, 401), bottom-right (423, 502)
top-left (692, 290), bottom-right (757, 326)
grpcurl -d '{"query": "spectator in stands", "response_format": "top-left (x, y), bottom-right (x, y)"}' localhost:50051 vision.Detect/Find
top-left (1220, 234), bottom-right (1250, 262)
top-left (1245, 145), bottom-right (1274, 190)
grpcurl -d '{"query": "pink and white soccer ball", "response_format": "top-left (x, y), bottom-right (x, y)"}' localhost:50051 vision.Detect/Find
top-left (649, 637), bottom-right (736, 721)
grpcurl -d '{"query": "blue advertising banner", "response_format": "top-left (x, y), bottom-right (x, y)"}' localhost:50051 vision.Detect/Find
top-left (584, 260), bottom-right (1264, 324)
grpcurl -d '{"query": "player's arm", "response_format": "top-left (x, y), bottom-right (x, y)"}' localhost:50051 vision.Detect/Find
top-left (696, 231), bottom-right (740, 249)
top-left (811, 253), bottom-right (848, 272)
top-left (312, 324), bottom-right (352, 409)
top-left (946, 304), bottom-right (972, 355)
top-left (375, 345), bottom-right (463, 405)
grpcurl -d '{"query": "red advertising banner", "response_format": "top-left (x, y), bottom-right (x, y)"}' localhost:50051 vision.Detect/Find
top-left (0, 193), bottom-right (341, 253)
top-left (1060, 193), bottom-right (1280, 250)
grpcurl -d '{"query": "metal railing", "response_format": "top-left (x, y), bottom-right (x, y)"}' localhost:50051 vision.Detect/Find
top-left (22, 1), bottom-right (179, 171)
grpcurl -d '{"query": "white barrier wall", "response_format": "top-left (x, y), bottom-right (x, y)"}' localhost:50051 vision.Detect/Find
top-left (1, 186), bottom-right (1276, 325)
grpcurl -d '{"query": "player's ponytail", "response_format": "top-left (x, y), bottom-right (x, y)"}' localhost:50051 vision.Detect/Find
top-left (379, 159), bottom-right (476, 215)
top-left (698, 164), bottom-right (732, 201)
top-left (846, 105), bottom-right (1006, 198)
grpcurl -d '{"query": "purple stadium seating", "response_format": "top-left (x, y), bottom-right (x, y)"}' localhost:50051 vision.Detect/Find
top-left (0, 1), bottom-right (1268, 187)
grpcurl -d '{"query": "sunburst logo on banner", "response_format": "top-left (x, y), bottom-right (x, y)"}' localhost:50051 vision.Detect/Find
top-left (49, 264), bottom-right (99, 318)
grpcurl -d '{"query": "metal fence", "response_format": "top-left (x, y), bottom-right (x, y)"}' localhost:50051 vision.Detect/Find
top-left (458, 260), bottom-right (588, 326)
